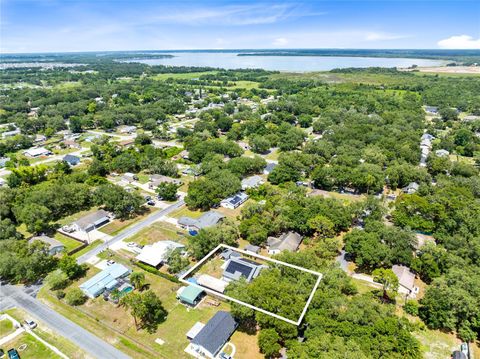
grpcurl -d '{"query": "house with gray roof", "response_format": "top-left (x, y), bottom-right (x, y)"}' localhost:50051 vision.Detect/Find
top-left (178, 211), bottom-right (225, 232)
top-left (392, 265), bottom-right (418, 297)
top-left (29, 235), bottom-right (65, 255)
top-left (403, 182), bottom-right (419, 195)
top-left (68, 209), bottom-right (111, 233)
top-left (63, 154), bottom-right (80, 166)
top-left (190, 311), bottom-right (238, 358)
top-left (267, 231), bottom-right (303, 255)
top-left (263, 162), bottom-right (277, 175)
top-left (435, 149), bottom-right (450, 157)
top-left (241, 175), bottom-right (264, 190)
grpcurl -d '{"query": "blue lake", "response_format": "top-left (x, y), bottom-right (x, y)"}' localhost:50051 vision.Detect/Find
top-left (128, 52), bottom-right (444, 72)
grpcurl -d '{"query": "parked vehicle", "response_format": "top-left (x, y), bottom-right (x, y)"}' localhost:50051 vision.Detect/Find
top-left (147, 200), bottom-right (155, 206)
top-left (106, 260), bottom-right (115, 266)
top-left (24, 319), bottom-right (37, 329)
top-left (7, 349), bottom-right (19, 359)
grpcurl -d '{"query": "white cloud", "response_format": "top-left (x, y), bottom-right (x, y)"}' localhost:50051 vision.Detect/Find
top-left (273, 37), bottom-right (289, 46)
top-left (364, 32), bottom-right (409, 41)
top-left (437, 35), bottom-right (480, 49)
top-left (152, 4), bottom-right (297, 26)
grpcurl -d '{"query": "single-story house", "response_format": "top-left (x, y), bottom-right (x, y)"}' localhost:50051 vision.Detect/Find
top-left (219, 249), bottom-right (241, 260)
top-left (425, 106), bottom-right (438, 114)
top-left (149, 175), bottom-right (182, 189)
top-left (178, 211), bottom-right (225, 232)
top-left (263, 162), bottom-right (277, 175)
top-left (223, 257), bottom-right (264, 283)
top-left (403, 182), bottom-right (419, 195)
top-left (392, 265), bottom-right (418, 297)
top-left (80, 263), bottom-right (131, 298)
top-left (122, 172), bottom-right (138, 183)
top-left (34, 134), bottom-right (47, 143)
top-left (421, 133), bottom-right (435, 141)
top-left (244, 244), bottom-right (260, 254)
top-left (190, 311), bottom-right (238, 359)
top-left (220, 192), bottom-right (248, 210)
top-left (2, 129), bottom-right (21, 138)
top-left (118, 139), bottom-right (135, 148)
top-left (118, 125), bottom-right (137, 134)
top-left (63, 139), bottom-right (81, 149)
top-left (197, 274), bottom-right (227, 293)
top-left (29, 235), bottom-right (65, 255)
top-left (435, 149), bottom-right (450, 157)
top-left (241, 175), bottom-right (264, 190)
top-left (136, 240), bottom-right (185, 268)
top-left (69, 209), bottom-right (111, 233)
top-left (63, 154), bottom-right (80, 166)
top-left (177, 285), bottom-right (205, 306)
top-left (267, 231), bottom-right (303, 255)
top-left (24, 147), bottom-right (51, 158)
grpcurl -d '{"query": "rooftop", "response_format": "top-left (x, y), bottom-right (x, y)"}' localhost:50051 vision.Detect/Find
top-left (136, 240), bottom-right (185, 267)
top-left (73, 209), bottom-right (110, 231)
top-left (191, 311), bottom-right (237, 357)
top-left (267, 231), bottom-right (303, 252)
top-left (178, 211), bottom-right (225, 230)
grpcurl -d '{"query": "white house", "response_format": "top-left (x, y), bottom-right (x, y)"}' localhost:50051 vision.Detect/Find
top-left (24, 147), bottom-right (51, 158)
top-left (220, 192), bottom-right (248, 210)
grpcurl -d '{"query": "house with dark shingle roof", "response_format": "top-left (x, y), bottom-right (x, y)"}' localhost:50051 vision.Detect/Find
top-left (267, 231), bottom-right (303, 255)
top-left (178, 211), bottom-right (225, 232)
top-left (190, 311), bottom-right (237, 358)
top-left (63, 154), bottom-right (80, 166)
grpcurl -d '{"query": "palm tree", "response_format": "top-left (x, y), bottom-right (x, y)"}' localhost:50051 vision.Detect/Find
top-left (120, 292), bottom-right (143, 330)
top-left (130, 271), bottom-right (146, 291)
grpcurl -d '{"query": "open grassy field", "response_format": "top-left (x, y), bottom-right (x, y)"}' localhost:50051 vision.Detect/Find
top-left (54, 232), bottom-right (83, 253)
top-left (169, 206), bottom-right (204, 219)
top-left (99, 207), bottom-right (158, 235)
top-left (128, 221), bottom-right (184, 246)
top-left (2, 332), bottom-right (62, 359)
top-left (71, 240), bottom-right (102, 259)
top-left (0, 318), bottom-right (15, 336)
top-left (152, 71), bottom-right (217, 80)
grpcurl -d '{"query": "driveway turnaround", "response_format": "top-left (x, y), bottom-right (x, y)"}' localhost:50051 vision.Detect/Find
top-left (0, 284), bottom-right (130, 359)
top-left (77, 199), bottom-right (185, 264)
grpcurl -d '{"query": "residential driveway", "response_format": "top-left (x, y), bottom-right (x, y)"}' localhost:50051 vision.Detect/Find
top-left (77, 199), bottom-right (185, 264)
top-left (0, 284), bottom-right (130, 359)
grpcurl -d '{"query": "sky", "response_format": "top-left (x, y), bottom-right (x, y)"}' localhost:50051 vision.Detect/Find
top-left (1, 0), bottom-right (479, 53)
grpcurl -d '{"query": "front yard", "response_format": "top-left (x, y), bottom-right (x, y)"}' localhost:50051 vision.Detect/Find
top-left (2, 332), bottom-right (62, 359)
top-left (128, 221), bottom-right (184, 246)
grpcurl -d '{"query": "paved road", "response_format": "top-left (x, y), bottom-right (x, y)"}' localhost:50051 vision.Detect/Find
top-left (77, 199), bottom-right (185, 264)
top-left (0, 285), bottom-right (130, 359)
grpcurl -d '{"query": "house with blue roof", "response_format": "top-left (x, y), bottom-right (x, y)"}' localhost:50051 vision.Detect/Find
top-left (63, 154), bottom-right (80, 166)
top-left (79, 263), bottom-right (131, 298)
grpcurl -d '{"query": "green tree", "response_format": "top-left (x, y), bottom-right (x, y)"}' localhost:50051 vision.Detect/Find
top-left (130, 271), bottom-right (146, 291)
top-left (155, 182), bottom-right (179, 201)
top-left (307, 215), bottom-right (335, 239)
top-left (45, 269), bottom-right (70, 290)
top-left (120, 290), bottom-right (167, 333)
top-left (65, 288), bottom-right (87, 306)
top-left (58, 255), bottom-right (87, 279)
top-left (258, 328), bottom-right (281, 358)
top-left (372, 268), bottom-right (399, 300)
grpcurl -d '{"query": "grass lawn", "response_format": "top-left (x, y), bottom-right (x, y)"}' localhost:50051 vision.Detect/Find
top-left (54, 233), bottom-right (83, 253)
top-left (351, 278), bottom-right (377, 294)
top-left (152, 71), bottom-right (217, 80)
top-left (3, 332), bottom-right (62, 359)
top-left (230, 331), bottom-right (263, 359)
top-left (99, 208), bottom-right (158, 236)
top-left (71, 240), bottom-right (102, 259)
top-left (413, 327), bottom-right (461, 359)
top-left (128, 221), bottom-right (184, 246)
top-left (0, 318), bottom-right (15, 337)
top-left (137, 173), bottom-right (150, 184)
top-left (5, 308), bottom-right (88, 359)
top-left (228, 80), bottom-right (260, 89)
top-left (169, 206), bottom-right (204, 219)
top-left (263, 148), bottom-right (279, 161)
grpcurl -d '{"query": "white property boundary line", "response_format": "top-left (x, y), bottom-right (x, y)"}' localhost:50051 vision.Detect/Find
top-left (179, 244), bottom-right (323, 326)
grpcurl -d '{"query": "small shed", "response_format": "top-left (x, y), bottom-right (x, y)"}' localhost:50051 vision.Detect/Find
top-left (178, 285), bottom-right (205, 306)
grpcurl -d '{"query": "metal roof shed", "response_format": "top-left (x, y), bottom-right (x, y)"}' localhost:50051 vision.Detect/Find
top-left (179, 285), bottom-right (205, 306)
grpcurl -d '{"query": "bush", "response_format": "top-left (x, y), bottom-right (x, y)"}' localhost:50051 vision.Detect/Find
top-left (55, 290), bottom-right (66, 299)
top-left (65, 288), bottom-right (87, 306)
top-left (45, 269), bottom-right (70, 290)
top-left (133, 261), bottom-right (180, 283)
top-left (258, 328), bottom-right (281, 358)
top-left (404, 300), bottom-right (419, 316)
